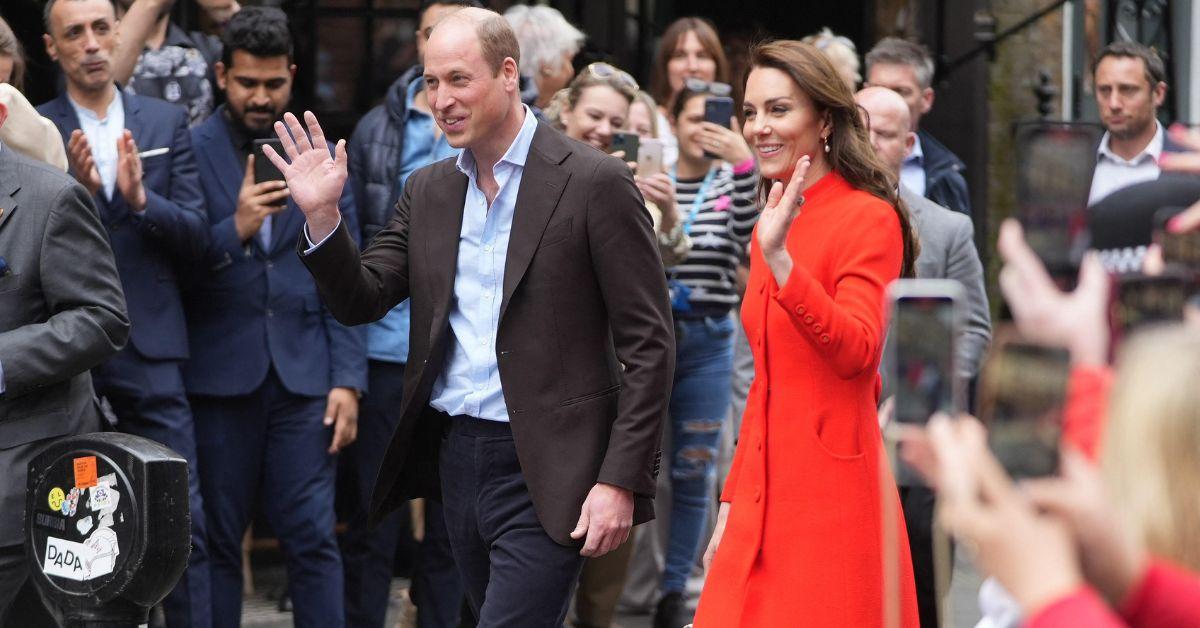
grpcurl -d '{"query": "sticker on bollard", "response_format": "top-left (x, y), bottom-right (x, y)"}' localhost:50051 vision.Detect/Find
top-left (25, 432), bottom-right (190, 626)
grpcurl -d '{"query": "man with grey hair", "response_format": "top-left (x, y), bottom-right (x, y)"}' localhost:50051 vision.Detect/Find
top-left (504, 5), bottom-right (585, 110)
top-left (274, 7), bottom-right (673, 627)
top-left (866, 36), bottom-right (972, 218)
top-left (857, 85), bottom-right (991, 628)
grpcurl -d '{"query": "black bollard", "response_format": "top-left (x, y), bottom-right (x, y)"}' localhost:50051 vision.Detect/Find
top-left (24, 433), bottom-right (190, 628)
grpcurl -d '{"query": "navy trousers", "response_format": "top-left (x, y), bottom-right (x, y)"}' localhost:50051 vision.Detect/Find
top-left (93, 350), bottom-right (212, 628)
top-left (192, 369), bottom-right (343, 628)
top-left (342, 360), bottom-right (466, 628)
top-left (438, 414), bottom-right (585, 628)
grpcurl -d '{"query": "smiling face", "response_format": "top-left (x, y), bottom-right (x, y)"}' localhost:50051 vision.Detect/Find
top-left (561, 84), bottom-right (629, 150)
top-left (666, 30), bottom-right (717, 96)
top-left (672, 92), bottom-right (710, 162)
top-left (44, 0), bottom-right (118, 94)
top-left (742, 66), bottom-right (828, 181)
top-left (423, 18), bottom-right (519, 152)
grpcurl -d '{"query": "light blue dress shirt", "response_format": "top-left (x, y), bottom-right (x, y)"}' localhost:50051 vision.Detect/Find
top-left (305, 106), bottom-right (538, 422)
top-left (367, 76), bottom-right (461, 364)
top-left (69, 87), bottom-right (125, 201)
top-left (901, 132), bottom-right (926, 198)
top-left (428, 106), bottom-right (538, 422)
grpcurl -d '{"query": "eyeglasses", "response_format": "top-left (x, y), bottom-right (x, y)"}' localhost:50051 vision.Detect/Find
top-left (584, 62), bottom-right (640, 93)
top-left (683, 77), bottom-right (732, 97)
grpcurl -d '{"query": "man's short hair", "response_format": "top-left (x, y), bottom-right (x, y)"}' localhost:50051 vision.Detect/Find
top-left (419, 0), bottom-right (483, 18)
top-left (1092, 41), bottom-right (1168, 87)
top-left (440, 10), bottom-right (519, 76)
top-left (43, 0), bottom-right (105, 36)
top-left (865, 37), bottom-right (935, 90)
top-left (220, 6), bottom-right (293, 68)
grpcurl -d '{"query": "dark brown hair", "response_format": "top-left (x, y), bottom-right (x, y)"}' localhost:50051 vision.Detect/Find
top-left (651, 17), bottom-right (729, 105)
top-left (745, 40), bottom-right (918, 278)
top-left (1092, 40), bottom-right (1168, 88)
top-left (0, 17), bottom-right (24, 92)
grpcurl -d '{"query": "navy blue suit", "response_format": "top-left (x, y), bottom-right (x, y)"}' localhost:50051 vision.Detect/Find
top-left (39, 91), bottom-right (213, 628)
top-left (187, 109), bottom-right (367, 628)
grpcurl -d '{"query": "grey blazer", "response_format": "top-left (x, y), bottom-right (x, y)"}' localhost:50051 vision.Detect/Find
top-left (0, 146), bottom-right (129, 546)
top-left (902, 185), bottom-right (991, 378)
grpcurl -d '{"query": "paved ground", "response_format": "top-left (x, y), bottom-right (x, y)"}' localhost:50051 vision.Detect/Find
top-left (241, 550), bottom-right (984, 628)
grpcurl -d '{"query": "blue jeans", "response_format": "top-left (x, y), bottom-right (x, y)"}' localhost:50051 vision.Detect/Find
top-left (662, 314), bottom-right (735, 594)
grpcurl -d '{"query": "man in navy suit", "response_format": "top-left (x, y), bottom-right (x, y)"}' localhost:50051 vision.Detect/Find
top-left (186, 8), bottom-right (367, 627)
top-left (39, 0), bottom-right (212, 626)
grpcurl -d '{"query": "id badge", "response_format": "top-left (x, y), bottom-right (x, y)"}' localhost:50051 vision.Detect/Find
top-left (669, 279), bottom-right (693, 312)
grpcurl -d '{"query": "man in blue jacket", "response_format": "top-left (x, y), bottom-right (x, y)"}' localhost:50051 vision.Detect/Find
top-left (866, 37), bottom-right (972, 218)
top-left (186, 8), bottom-right (366, 627)
top-left (39, 0), bottom-right (212, 625)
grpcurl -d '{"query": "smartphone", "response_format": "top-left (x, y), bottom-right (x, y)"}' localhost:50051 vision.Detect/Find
top-left (1154, 206), bottom-right (1200, 272)
top-left (637, 139), bottom-right (665, 177)
top-left (609, 132), bottom-right (639, 163)
top-left (253, 138), bottom-right (285, 184)
top-left (703, 96), bottom-right (735, 159)
top-left (979, 342), bottom-right (1070, 479)
top-left (1111, 271), bottom-right (1197, 335)
top-left (885, 280), bottom-right (965, 428)
top-left (1013, 122), bottom-right (1104, 277)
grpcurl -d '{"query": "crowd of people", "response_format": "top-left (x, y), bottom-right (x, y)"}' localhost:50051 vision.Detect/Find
top-left (0, 1), bottom-right (1199, 628)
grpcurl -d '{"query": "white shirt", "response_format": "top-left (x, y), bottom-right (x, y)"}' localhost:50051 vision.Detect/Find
top-left (901, 133), bottom-right (927, 197)
top-left (68, 87), bottom-right (125, 201)
top-left (1088, 121), bottom-right (1164, 206)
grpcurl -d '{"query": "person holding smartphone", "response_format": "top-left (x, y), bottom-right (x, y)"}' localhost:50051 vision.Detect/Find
top-left (694, 40), bottom-right (921, 627)
top-left (652, 78), bottom-right (758, 628)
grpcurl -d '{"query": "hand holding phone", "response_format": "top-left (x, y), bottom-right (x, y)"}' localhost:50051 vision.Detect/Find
top-left (637, 139), bottom-right (664, 176)
top-left (979, 341), bottom-right (1070, 479)
top-left (702, 97), bottom-right (735, 159)
top-left (609, 132), bottom-right (639, 163)
top-left (885, 279), bottom-right (966, 429)
top-left (253, 138), bottom-right (286, 184)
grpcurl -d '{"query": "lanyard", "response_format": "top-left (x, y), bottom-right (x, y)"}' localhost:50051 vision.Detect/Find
top-left (671, 165), bottom-right (718, 236)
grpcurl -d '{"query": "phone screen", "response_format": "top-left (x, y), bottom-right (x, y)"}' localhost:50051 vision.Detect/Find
top-left (891, 296), bottom-right (957, 425)
top-left (253, 138), bottom-right (285, 184)
top-left (1013, 122), bottom-right (1104, 276)
top-left (1113, 272), bottom-right (1195, 333)
top-left (980, 342), bottom-right (1069, 479)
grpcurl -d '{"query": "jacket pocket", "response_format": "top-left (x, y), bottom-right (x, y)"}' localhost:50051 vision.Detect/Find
top-left (560, 384), bottom-right (621, 407)
top-left (0, 273), bottom-right (20, 294)
top-left (540, 218), bottom-right (573, 247)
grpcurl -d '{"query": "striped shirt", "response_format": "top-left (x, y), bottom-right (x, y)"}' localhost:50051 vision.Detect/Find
top-left (670, 161), bottom-right (760, 315)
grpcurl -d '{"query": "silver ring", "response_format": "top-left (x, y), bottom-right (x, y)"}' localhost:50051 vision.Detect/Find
top-left (795, 195), bottom-right (806, 207)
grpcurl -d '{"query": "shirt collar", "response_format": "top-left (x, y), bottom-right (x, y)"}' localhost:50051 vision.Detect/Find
top-left (456, 105), bottom-right (538, 177)
top-left (404, 75), bottom-right (426, 118)
top-left (1098, 120), bottom-right (1164, 165)
top-left (904, 132), bottom-right (924, 165)
top-left (68, 85), bottom-right (123, 123)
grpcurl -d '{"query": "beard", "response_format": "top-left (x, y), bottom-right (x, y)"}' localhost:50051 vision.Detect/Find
top-left (229, 103), bottom-right (281, 139)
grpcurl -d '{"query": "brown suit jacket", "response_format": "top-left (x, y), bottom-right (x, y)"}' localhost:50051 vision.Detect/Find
top-left (299, 121), bottom-right (674, 545)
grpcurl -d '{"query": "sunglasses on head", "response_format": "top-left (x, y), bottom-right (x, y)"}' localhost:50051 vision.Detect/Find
top-left (584, 62), bottom-right (640, 92)
top-left (683, 77), bottom-right (732, 96)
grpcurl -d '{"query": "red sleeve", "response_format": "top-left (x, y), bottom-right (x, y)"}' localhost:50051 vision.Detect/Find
top-left (1118, 559), bottom-right (1200, 628)
top-left (1026, 587), bottom-right (1128, 628)
top-left (769, 199), bottom-right (902, 379)
top-left (1063, 365), bottom-right (1113, 461)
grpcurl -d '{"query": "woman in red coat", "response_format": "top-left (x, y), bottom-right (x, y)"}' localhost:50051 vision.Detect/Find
top-left (693, 40), bottom-right (921, 627)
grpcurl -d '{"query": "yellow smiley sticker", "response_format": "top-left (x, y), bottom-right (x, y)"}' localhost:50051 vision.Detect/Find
top-left (48, 487), bottom-right (65, 512)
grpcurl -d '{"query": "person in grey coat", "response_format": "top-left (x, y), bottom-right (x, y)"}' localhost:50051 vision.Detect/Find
top-left (857, 85), bottom-right (991, 628)
top-left (0, 100), bottom-right (130, 622)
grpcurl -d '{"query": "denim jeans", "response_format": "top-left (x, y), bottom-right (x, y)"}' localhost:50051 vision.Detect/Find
top-left (662, 314), bottom-right (735, 594)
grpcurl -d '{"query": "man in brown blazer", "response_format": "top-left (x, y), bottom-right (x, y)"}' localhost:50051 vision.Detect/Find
top-left (266, 7), bottom-right (674, 626)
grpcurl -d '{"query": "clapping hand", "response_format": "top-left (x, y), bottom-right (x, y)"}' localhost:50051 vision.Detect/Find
top-left (262, 111), bottom-right (347, 242)
top-left (115, 130), bottom-right (147, 212)
top-left (67, 130), bottom-right (102, 197)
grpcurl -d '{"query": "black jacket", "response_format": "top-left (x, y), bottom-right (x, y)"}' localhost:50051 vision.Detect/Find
top-left (349, 65), bottom-right (542, 243)
top-left (919, 129), bottom-right (971, 218)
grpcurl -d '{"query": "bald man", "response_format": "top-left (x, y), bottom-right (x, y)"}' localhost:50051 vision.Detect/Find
top-left (857, 85), bottom-right (991, 628)
top-left (275, 8), bottom-right (674, 626)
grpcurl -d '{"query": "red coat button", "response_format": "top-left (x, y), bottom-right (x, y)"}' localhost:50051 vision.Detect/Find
top-left (795, 305), bottom-right (806, 315)
top-left (803, 314), bottom-right (814, 324)
top-left (820, 334), bottom-right (831, 344)
top-left (813, 324), bottom-right (823, 333)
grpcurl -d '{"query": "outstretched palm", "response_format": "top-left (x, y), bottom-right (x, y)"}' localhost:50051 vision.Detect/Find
top-left (263, 111), bottom-right (347, 237)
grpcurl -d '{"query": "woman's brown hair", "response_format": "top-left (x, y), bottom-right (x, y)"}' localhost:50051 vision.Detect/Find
top-left (0, 17), bottom-right (26, 93)
top-left (650, 17), bottom-right (729, 106)
top-left (745, 39), bottom-right (918, 278)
